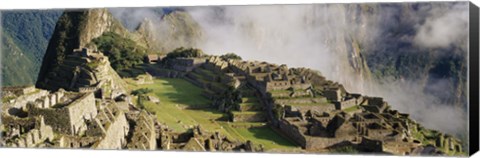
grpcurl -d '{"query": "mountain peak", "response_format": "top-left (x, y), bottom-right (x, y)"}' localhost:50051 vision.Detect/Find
top-left (36, 9), bottom-right (129, 90)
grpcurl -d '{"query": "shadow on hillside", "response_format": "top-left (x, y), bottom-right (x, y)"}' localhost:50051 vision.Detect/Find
top-left (247, 127), bottom-right (298, 147)
top-left (118, 65), bottom-right (147, 78)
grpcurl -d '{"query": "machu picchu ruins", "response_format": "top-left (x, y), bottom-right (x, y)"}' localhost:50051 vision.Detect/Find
top-left (0, 46), bottom-right (465, 155)
top-left (0, 7), bottom-right (469, 157)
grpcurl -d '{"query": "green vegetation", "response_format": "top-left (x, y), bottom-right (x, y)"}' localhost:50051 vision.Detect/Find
top-left (212, 87), bottom-right (242, 112)
top-left (1, 10), bottom-right (62, 86)
top-left (37, 11), bottom-right (92, 84)
top-left (131, 88), bottom-right (153, 96)
top-left (164, 47), bottom-right (204, 60)
top-left (2, 96), bottom-right (16, 103)
top-left (1, 33), bottom-right (37, 86)
top-left (127, 78), bottom-right (211, 131)
top-left (273, 104), bottom-right (285, 119)
top-left (343, 105), bottom-right (360, 112)
top-left (410, 126), bottom-right (465, 156)
top-left (220, 53), bottom-right (242, 61)
top-left (241, 97), bottom-right (259, 103)
top-left (224, 124), bottom-right (298, 150)
top-left (131, 88), bottom-right (154, 109)
top-left (116, 65), bottom-right (148, 78)
top-left (126, 77), bottom-right (298, 150)
top-left (127, 78), bottom-right (231, 132)
top-left (92, 32), bottom-right (146, 71)
top-left (85, 60), bottom-right (101, 69)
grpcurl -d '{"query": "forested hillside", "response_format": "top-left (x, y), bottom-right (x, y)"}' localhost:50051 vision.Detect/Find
top-left (1, 10), bottom-right (62, 86)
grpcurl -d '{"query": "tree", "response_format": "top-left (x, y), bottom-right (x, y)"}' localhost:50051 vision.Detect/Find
top-left (92, 32), bottom-right (146, 71)
top-left (220, 53), bottom-right (242, 60)
top-left (131, 88), bottom-right (153, 109)
top-left (164, 47), bottom-right (204, 59)
top-left (212, 87), bottom-right (242, 113)
top-left (131, 88), bottom-right (153, 96)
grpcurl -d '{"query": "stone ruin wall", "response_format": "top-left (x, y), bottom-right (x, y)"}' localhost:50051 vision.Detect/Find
top-left (366, 129), bottom-right (395, 140)
top-left (1, 114), bottom-right (37, 130)
top-left (435, 134), bottom-right (463, 153)
top-left (21, 90), bottom-right (65, 110)
top-left (170, 58), bottom-right (206, 72)
top-left (78, 87), bottom-right (98, 93)
top-left (2, 86), bottom-right (36, 95)
top-left (334, 123), bottom-right (358, 138)
top-left (4, 89), bottom-right (49, 109)
top-left (28, 104), bottom-right (71, 134)
top-left (205, 57), bottom-right (228, 73)
top-left (278, 119), bottom-right (307, 147)
top-left (151, 69), bottom-right (185, 78)
top-left (275, 97), bottom-right (327, 105)
top-left (127, 111), bottom-right (157, 150)
top-left (383, 141), bottom-right (418, 155)
top-left (265, 81), bottom-right (290, 91)
top-left (324, 89), bottom-right (342, 102)
top-left (287, 105), bottom-right (336, 118)
top-left (291, 90), bottom-right (313, 98)
top-left (334, 98), bottom-right (357, 110)
top-left (66, 92), bottom-right (97, 135)
top-left (266, 81), bottom-right (311, 91)
top-left (309, 117), bottom-right (333, 137)
top-left (305, 136), bottom-right (354, 150)
top-left (5, 117), bottom-right (54, 148)
top-left (367, 97), bottom-right (384, 106)
top-left (58, 135), bottom-right (100, 148)
top-left (93, 111), bottom-right (129, 149)
top-left (232, 112), bottom-right (267, 122)
top-left (27, 92), bottom-right (97, 135)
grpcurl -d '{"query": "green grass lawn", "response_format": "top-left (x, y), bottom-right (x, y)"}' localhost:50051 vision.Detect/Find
top-left (217, 122), bottom-right (299, 151)
top-left (128, 78), bottom-right (213, 131)
top-left (236, 126), bottom-right (298, 150)
top-left (129, 78), bottom-right (211, 107)
top-left (126, 77), bottom-right (300, 151)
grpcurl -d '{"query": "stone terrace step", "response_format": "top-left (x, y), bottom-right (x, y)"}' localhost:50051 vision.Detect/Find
top-left (275, 97), bottom-right (328, 105)
top-left (238, 102), bottom-right (263, 112)
top-left (185, 72), bottom-right (228, 93)
top-left (192, 68), bottom-right (217, 81)
top-left (231, 111), bottom-right (267, 122)
top-left (288, 102), bottom-right (333, 107)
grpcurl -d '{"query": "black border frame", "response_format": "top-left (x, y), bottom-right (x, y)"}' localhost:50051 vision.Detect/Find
top-left (469, 2), bottom-right (479, 156)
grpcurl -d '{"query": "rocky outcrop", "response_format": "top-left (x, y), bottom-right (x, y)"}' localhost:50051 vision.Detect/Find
top-left (134, 11), bottom-right (204, 53)
top-left (36, 9), bottom-right (129, 90)
top-left (35, 47), bottom-right (127, 95)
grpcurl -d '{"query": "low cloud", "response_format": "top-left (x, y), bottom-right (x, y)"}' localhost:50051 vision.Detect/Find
top-left (413, 3), bottom-right (468, 49)
top-left (185, 3), bottom-right (468, 137)
top-left (109, 3), bottom-right (469, 137)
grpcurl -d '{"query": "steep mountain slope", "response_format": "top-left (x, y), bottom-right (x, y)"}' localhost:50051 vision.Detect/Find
top-left (108, 8), bottom-right (204, 53)
top-left (1, 10), bottom-right (62, 86)
top-left (133, 10), bottom-right (204, 53)
top-left (359, 3), bottom-right (468, 110)
top-left (36, 8), bottom-right (130, 90)
top-left (309, 3), bottom-right (468, 135)
top-left (1, 32), bottom-right (36, 86)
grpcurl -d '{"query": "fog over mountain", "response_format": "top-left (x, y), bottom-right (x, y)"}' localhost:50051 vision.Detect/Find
top-left (109, 2), bottom-right (469, 138)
